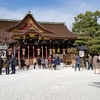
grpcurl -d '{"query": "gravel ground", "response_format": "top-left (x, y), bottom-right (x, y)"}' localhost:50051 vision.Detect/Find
top-left (0, 66), bottom-right (100, 100)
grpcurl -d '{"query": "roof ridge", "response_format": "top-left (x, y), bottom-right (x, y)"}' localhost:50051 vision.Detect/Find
top-left (0, 18), bottom-right (65, 25)
top-left (0, 18), bottom-right (20, 22)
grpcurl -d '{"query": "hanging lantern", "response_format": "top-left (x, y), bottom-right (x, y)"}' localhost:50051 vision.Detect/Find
top-left (22, 48), bottom-right (26, 55)
top-left (37, 48), bottom-right (41, 55)
top-left (67, 48), bottom-right (71, 53)
top-left (49, 49), bottom-right (53, 55)
top-left (57, 48), bottom-right (60, 53)
top-left (62, 49), bottom-right (66, 55)
top-left (53, 48), bottom-right (55, 54)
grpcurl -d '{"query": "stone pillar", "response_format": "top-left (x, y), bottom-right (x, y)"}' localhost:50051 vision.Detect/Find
top-left (62, 49), bottom-right (66, 55)
top-left (49, 49), bottom-right (53, 56)
top-left (8, 48), bottom-right (12, 55)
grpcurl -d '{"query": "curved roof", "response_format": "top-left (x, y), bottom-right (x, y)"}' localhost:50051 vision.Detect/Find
top-left (0, 11), bottom-right (77, 40)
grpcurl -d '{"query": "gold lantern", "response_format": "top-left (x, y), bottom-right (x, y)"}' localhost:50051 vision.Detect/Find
top-left (57, 47), bottom-right (60, 53)
top-left (53, 48), bottom-right (55, 54)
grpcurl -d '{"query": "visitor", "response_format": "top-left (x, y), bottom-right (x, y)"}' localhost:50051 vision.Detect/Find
top-left (33, 57), bottom-right (37, 69)
top-left (25, 59), bottom-right (30, 70)
top-left (93, 54), bottom-right (100, 74)
top-left (11, 54), bottom-right (16, 74)
top-left (41, 57), bottom-right (46, 69)
top-left (0, 56), bottom-right (3, 75)
top-left (20, 58), bottom-right (25, 70)
top-left (37, 57), bottom-right (41, 69)
top-left (75, 54), bottom-right (81, 71)
top-left (4, 56), bottom-right (10, 75)
top-left (48, 56), bottom-right (53, 69)
top-left (52, 57), bottom-right (57, 70)
top-left (87, 54), bottom-right (93, 70)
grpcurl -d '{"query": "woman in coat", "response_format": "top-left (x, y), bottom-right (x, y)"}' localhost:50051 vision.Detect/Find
top-left (93, 54), bottom-right (100, 74)
top-left (25, 59), bottom-right (30, 70)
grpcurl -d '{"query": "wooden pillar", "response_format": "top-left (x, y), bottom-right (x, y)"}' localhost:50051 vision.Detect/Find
top-left (41, 46), bottom-right (43, 59)
top-left (27, 46), bottom-right (29, 60)
top-left (18, 46), bottom-right (20, 61)
top-left (14, 46), bottom-right (16, 57)
top-left (33, 46), bottom-right (34, 59)
top-left (8, 48), bottom-right (12, 56)
top-left (45, 46), bottom-right (47, 58)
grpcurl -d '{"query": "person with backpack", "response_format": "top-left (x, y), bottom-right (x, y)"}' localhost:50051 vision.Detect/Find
top-left (4, 56), bottom-right (10, 75)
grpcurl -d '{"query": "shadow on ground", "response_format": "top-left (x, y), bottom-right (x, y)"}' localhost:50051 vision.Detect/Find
top-left (89, 82), bottom-right (100, 88)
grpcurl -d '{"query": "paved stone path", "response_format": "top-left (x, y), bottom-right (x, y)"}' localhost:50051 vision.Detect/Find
top-left (0, 66), bottom-right (100, 100)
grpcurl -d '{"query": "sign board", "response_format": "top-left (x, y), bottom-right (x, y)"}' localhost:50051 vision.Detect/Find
top-left (0, 51), bottom-right (6, 58)
top-left (79, 50), bottom-right (85, 57)
top-left (0, 45), bottom-right (8, 49)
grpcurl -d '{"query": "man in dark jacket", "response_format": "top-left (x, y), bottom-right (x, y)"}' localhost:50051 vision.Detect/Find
top-left (0, 56), bottom-right (3, 75)
top-left (75, 54), bottom-right (81, 71)
top-left (53, 57), bottom-right (57, 70)
top-left (11, 54), bottom-right (16, 74)
top-left (20, 58), bottom-right (25, 70)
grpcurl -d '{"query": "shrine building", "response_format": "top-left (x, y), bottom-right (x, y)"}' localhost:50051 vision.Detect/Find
top-left (0, 11), bottom-right (77, 64)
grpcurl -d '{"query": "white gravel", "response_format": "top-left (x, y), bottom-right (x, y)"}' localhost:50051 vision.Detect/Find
top-left (0, 66), bottom-right (100, 100)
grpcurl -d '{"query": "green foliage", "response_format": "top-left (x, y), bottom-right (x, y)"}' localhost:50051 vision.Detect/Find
top-left (72, 10), bottom-right (100, 53)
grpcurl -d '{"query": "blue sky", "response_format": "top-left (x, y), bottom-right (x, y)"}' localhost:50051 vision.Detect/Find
top-left (0, 0), bottom-right (100, 30)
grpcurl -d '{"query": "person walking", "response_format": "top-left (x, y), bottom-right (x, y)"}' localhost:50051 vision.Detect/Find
top-left (0, 56), bottom-right (3, 75)
top-left (41, 57), bottom-right (46, 69)
top-left (20, 58), bottom-right (25, 70)
top-left (11, 54), bottom-right (16, 74)
top-left (52, 57), bottom-right (57, 70)
top-left (45, 58), bottom-right (48, 69)
top-left (87, 54), bottom-right (93, 70)
top-left (75, 54), bottom-right (81, 71)
top-left (37, 57), bottom-right (41, 69)
top-left (93, 54), bottom-right (100, 74)
top-left (4, 56), bottom-right (10, 75)
top-left (48, 56), bottom-right (53, 69)
top-left (56, 56), bottom-right (60, 65)
top-left (25, 59), bottom-right (30, 70)
top-left (71, 53), bottom-right (76, 68)
top-left (33, 57), bottom-right (37, 69)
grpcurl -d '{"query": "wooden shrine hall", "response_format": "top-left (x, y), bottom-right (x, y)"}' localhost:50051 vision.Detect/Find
top-left (0, 11), bottom-right (77, 64)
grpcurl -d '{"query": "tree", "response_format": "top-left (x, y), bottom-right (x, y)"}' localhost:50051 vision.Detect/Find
top-left (72, 10), bottom-right (100, 53)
